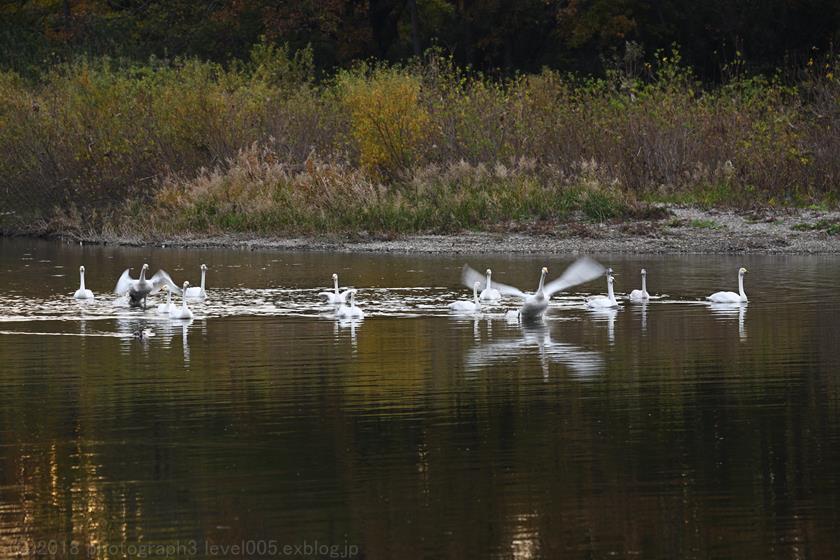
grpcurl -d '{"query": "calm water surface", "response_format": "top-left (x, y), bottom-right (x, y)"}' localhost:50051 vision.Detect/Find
top-left (1, 238), bottom-right (839, 559)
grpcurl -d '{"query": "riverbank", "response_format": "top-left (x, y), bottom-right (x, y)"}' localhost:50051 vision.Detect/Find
top-left (25, 206), bottom-right (840, 255)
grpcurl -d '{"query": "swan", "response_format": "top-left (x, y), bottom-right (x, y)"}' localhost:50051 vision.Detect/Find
top-left (73, 265), bottom-right (94, 299)
top-left (480, 269), bottom-right (502, 301)
top-left (336, 289), bottom-right (364, 319)
top-left (628, 268), bottom-right (650, 302)
top-left (586, 272), bottom-right (619, 308)
top-left (114, 264), bottom-right (181, 309)
top-left (449, 282), bottom-right (482, 313)
top-left (707, 267), bottom-right (748, 303)
top-left (169, 281), bottom-right (194, 319)
top-left (156, 285), bottom-right (177, 315)
top-left (319, 273), bottom-right (350, 305)
top-left (184, 264), bottom-right (208, 299)
top-left (463, 257), bottom-right (605, 321)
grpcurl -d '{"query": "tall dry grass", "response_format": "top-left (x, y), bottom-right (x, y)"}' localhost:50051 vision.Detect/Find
top-left (1, 46), bottom-right (838, 236)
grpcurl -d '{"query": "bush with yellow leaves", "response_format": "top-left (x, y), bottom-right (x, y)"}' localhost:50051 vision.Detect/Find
top-left (337, 65), bottom-right (429, 178)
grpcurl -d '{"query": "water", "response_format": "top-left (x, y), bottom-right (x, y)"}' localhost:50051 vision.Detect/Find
top-left (1, 238), bottom-right (839, 559)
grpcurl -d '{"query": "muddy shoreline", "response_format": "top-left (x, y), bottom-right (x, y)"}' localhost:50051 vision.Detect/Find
top-left (13, 206), bottom-right (840, 254)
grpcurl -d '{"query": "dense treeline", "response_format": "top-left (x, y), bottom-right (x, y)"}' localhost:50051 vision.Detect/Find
top-left (1, 0), bottom-right (839, 78)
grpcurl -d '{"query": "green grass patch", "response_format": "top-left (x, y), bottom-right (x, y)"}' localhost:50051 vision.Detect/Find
top-left (792, 220), bottom-right (840, 235)
top-left (688, 218), bottom-right (721, 229)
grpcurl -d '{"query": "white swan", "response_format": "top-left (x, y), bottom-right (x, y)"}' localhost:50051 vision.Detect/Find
top-left (463, 257), bottom-right (605, 320)
top-left (114, 264), bottom-right (181, 309)
top-left (169, 281), bottom-right (194, 319)
top-left (184, 264), bottom-right (208, 299)
top-left (336, 289), bottom-right (364, 319)
top-left (319, 273), bottom-right (350, 304)
top-left (628, 268), bottom-right (650, 302)
top-left (587, 272), bottom-right (619, 308)
top-left (156, 285), bottom-right (177, 315)
top-left (73, 265), bottom-right (94, 299)
top-left (449, 282), bottom-right (482, 313)
top-left (480, 269), bottom-right (502, 301)
top-left (707, 267), bottom-right (748, 303)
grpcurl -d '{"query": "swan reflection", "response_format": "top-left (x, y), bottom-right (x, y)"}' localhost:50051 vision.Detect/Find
top-left (588, 307), bottom-right (618, 345)
top-left (709, 302), bottom-right (747, 341)
top-left (464, 319), bottom-right (604, 379)
top-left (334, 317), bottom-right (363, 349)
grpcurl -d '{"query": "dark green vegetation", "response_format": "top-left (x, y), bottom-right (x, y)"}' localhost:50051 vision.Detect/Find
top-left (792, 219), bottom-right (840, 235)
top-left (1, 1), bottom-right (839, 237)
top-left (2, 0), bottom-right (838, 77)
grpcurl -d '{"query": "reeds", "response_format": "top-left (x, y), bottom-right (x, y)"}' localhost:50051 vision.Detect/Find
top-left (1, 46), bottom-right (837, 236)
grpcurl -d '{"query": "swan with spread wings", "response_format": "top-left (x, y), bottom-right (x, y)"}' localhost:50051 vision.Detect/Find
top-left (114, 263), bottom-right (181, 309)
top-left (461, 257), bottom-right (605, 320)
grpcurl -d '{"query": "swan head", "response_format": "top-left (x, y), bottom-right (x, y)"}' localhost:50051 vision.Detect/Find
top-left (201, 264), bottom-right (207, 271)
top-left (739, 267), bottom-right (748, 275)
top-left (79, 265), bottom-right (85, 273)
top-left (474, 281), bottom-right (481, 289)
top-left (486, 268), bottom-right (492, 275)
top-left (141, 263), bottom-right (149, 272)
top-left (607, 274), bottom-right (615, 285)
top-left (332, 273), bottom-right (338, 280)
top-left (182, 281), bottom-right (189, 290)
top-left (541, 267), bottom-right (548, 275)
top-left (641, 268), bottom-right (646, 276)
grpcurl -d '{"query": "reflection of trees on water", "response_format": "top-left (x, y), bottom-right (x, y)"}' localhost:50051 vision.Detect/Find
top-left (2, 303), bottom-right (840, 559)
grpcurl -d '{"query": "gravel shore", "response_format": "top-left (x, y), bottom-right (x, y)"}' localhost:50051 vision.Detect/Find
top-left (67, 206), bottom-right (840, 254)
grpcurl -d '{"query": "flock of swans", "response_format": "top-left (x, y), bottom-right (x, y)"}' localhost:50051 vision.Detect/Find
top-left (69, 257), bottom-right (749, 332)
top-left (450, 259), bottom-right (747, 316)
top-left (72, 262), bottom-right (205, 327)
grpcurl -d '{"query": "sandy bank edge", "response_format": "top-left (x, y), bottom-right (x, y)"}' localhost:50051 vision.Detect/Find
top-left (24, 207), bottom-right (840, 255)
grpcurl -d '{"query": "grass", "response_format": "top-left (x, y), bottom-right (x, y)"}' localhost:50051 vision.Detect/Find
top-left (688, 219), bottom-right (722, 230)
top-left (1, 47), bottom-right (839, 237)
top-left (792, 220), bottom-right (840, 235)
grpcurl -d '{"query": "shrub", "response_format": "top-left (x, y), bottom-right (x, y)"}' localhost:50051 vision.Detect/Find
top-left (337, 65), bottom-right (430, 178)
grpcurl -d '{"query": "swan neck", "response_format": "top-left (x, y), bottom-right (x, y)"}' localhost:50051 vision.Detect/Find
top-left (537, 271), bottom-right (546, 293)
top-left (486, 271), bottom-right (492, 290)
top-left (608, 280), bottom-right (615, 302)
top-left (473, 284), bottom-right (479, 303)
top-left (200, 269), bottom-right (206, 290)
top-left (738, 273), bottom-right (746, 298)
top-left (641, 275), bottom-right (646, 293)
top-left (139, 268), bottom-right (147, 281)
top-left (79, 270), bottom-right (86, 290)
top-left (167, 290), bottom-right (172, 305)
top-left (334, 276), bottom-right (339, 295)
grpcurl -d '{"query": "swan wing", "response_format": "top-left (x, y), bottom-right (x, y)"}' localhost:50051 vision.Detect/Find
top-left (461, 265), bottom-right (525, 298)
top-left (114, 269), bottom-right (134, 294)
top-left (543, 257), bottom-right (606, 298)
top-left (149, 270), bottom-right (181, 295)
